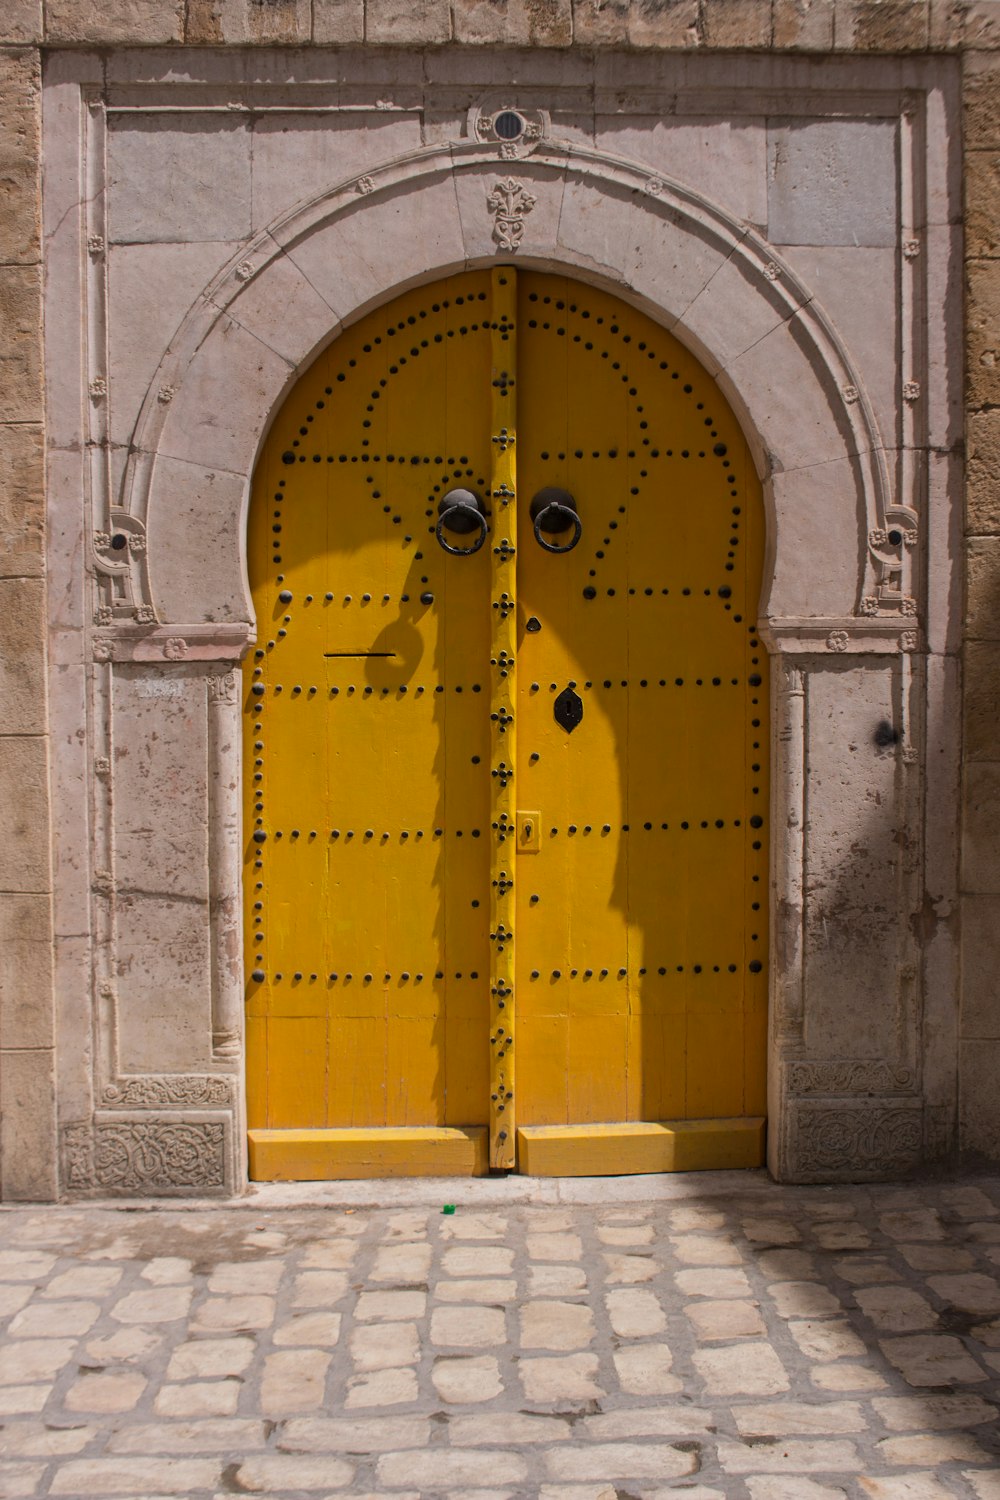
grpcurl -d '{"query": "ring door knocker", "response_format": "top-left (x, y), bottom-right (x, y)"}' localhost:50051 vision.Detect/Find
top-left (529, 488), bottom-right (582, 554)
top-left (436, 488), bottom-right (490, 555)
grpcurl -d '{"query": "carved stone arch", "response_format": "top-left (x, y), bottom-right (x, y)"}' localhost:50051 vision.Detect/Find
top-left (119, 140), bottom-right (904, 656)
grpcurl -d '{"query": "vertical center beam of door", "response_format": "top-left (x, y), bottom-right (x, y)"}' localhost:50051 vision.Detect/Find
top-left (489, 266), bottom-right (517, 1170)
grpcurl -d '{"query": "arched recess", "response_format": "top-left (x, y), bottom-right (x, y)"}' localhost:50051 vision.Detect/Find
top-left (110, 139), bottom-right (913, 660)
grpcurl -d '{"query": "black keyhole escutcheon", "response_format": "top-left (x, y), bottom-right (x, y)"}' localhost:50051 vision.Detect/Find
top-left (554, 686), bottom-right (583, 733)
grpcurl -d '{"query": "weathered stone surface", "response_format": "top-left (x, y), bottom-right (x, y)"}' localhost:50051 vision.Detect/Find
top-left (968, 409), bottom-right (1000, 535)
top-left (365, 0), bottom-right (450, 42)
top-left (767, 118), bottom-right (897, 247)
top-left (0, 579), bottom-right (46, 736)
top-left (833, 0), bottom-right (930, 49)
top-left (966, 61), bottom-right (1000, 150)
top-left (966, 152), bottom-right (1000, 261)
top-left (0, 1048), bottom-right (55, 1201)
top-left (968, 260), bottom-right (1000, 405)
top-left (963, 764), bottom-right (1000, 894)
top-left (961, 1041), bottom-right (1000, 1158)
top-left (311, 0), bottom-right (364, 42)
top-left (184, 0), bottom-right (310, 43)
top-left (702, 0), bottom-right (771, 45)
top-left (0, 893), bottom-right (53, 1050)
top-left (772, 0), bottom-right (835, 47)
top-left (0, 267), bottom-right (42, 424)
top-left (960, 896), bottom-right (1000, 1039)
top-left (571, 0), bottom-right (627, 44)
top-left (430, 1355), bottom-right (502, 1403)
top-left (0, 423), bottom-right (43, 578)
top-left (964, 646), bottom-right (1000, 762)
top-left (107, 117), bottom-right (251, 244)
top-left (626, 0), bottom-right (700, 46)
top-left (0, 1), bottom-right (41, 42)
top-left (453, 0), bottom-right (572, 44)
top-left (0, 50), bottom-right (40, 263)
top-left (44, 0), bottom-right (184, 42)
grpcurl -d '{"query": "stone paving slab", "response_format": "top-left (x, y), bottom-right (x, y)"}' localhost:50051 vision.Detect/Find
top-left (0, 1175), bottom-right (999, 1497)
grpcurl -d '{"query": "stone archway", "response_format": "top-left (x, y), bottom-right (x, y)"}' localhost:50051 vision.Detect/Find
top-left (97, 140), bottom-right (924, 1185)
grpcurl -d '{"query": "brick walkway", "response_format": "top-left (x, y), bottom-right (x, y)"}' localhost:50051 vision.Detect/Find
top-left (1, 1174), bottom-right (1000, 1497)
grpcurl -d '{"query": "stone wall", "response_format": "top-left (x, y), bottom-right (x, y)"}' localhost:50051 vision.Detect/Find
top-left (1, 0), bottom-right (999, 1198)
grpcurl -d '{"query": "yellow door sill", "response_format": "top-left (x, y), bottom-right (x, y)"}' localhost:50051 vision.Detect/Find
top-left (516, 1117), bottom-right (766, 1176)
top-left (249, 1125), bottom-right (489, 1181)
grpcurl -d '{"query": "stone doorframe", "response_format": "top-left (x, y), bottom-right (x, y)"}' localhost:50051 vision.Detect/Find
top-left (49, 112), bottom-right (960, 1191)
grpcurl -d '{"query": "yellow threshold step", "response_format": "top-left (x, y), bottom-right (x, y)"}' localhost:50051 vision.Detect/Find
top-left (249, 1125), bottom-right (489, 1181)
top-left (517, 1117), bottom-right (766, 1176)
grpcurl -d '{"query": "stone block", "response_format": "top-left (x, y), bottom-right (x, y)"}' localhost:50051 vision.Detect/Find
top-left (968, 410), bottom-right (1000, 535)
top-left (312, 0), bottom-right (364, 42)
top-left (0, 1), bottom-right (41, 41)
top-left (767, 119), bottom-right (897, 247)
top-left (250, 113), bottom-right (422, 231)
top-left (626, 0), bottom-right (701, 46)
top-left (107, 116), bottom-right (251, 245)
top-left (0, 1048), bottom-right (56, 1201)
top-left (966, 538), bottom-right (1000, 641)
top-left (966, 61), bottom-right (1000, 151)
top-left (958, 1), bottom-right (1000, 48)
top-left (107, 241), bottom-right (236, 448)
top-left (963, 763), bottom-right (1000, 894)
top-left (184, 0), bottom-right (310, 43)
top-left (0, 736), bottom-right (49, 892)
top-left (968, 259), bottom-right (1000, 406)
top-left (702, 0), bottom-right (772, 46)
top-left (115, 893), bottom-right (212, 1073)
top-left (572, 0), bottom-right (628, 44)
top-left (595, 115), bottom-right (768, 229)
top-left (0, 50), bottom-right (40, 264)
top-left (961, 895), bottom-right (1000, 1037)
top-left (365, 0), bottom-right (450, 42)
top-left (45, 0), bottom-right (183, 41)
top-left (0, 267), bottom-right (42, 424)
top-left (0, 894), bottom-right (54, 1050)
top-left (453, 0), bottom-right (572, 44)
top-left (772, 0), bottom-right (835, 47)
top-left (964, 645), bottom-right (1000, 760)
top-left (146, 457), bottom-right (250, 624)
top-left (966, 152), bottom-right (1000, 260)
top-left (0, 424), bottom-right (43, 578)
top-left (959, 1044), bottom-right (1000, 1158)
top-left (0, 579), bottom-right (46, 736)
top-left (833, 0), bottom-right (930, 49)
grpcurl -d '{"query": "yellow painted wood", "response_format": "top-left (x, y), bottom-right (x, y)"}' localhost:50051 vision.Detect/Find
top-left (489, 267), bottom-right (518, 1170)
top-left (249, 1126), bottom-right (489, 1180)
top-left (244, 266), bottom-right (768, 1180)
top-left (517, 1118), bottom-right (766, 1176)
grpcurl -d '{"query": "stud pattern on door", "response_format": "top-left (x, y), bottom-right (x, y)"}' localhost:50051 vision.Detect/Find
top-left (244, 268), bottom-right (768, 1181)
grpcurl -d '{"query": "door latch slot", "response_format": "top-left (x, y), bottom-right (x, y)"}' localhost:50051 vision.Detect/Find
top-left (517, 812), bottom-right (541, 853)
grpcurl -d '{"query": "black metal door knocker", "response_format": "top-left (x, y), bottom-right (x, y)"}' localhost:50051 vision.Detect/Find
top-left (435, 488), bottom-right (489, 555)
top-left (530, 488), bottom-right (582, 553)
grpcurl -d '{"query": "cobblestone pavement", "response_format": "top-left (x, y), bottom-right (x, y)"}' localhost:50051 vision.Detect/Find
top-left (2, 1174), bottom-right (1000, 1499)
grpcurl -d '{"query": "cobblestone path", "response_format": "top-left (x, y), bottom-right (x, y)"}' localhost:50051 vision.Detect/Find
top-left (1, 1175), bottom-right (1000, 1498)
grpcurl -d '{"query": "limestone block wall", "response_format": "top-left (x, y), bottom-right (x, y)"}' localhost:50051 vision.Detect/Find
top-left (0, 0), bottom-right (998, 1198)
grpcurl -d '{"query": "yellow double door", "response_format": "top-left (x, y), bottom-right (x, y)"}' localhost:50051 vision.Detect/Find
top-left (244, 268), bottom-right (768, 1180)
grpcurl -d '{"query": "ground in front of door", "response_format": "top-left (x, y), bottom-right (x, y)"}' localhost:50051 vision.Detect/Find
top-left (2, 1174), bottom-right (1000, 1499)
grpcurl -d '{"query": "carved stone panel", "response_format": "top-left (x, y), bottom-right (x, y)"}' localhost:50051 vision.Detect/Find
top-left (786, 1100), bottom-right (923, 1183)
top-left (62, 1118), bottom-right (229, 1195)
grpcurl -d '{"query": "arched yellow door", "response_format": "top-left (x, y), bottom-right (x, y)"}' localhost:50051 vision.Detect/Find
top-left (244, 268), bottom-right (768, 1180)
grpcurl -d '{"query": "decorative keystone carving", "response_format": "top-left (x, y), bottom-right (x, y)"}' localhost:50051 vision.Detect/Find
top-left (471, 105), bottom-right (546, 160)
top-left (63, 1120), bottom-right (227, 1192)
top-left (487, 178), bottom-right (536, 252)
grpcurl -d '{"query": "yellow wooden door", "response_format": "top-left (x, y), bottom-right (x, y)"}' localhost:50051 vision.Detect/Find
top-left (244, 268), bottom-right (767, 1181)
